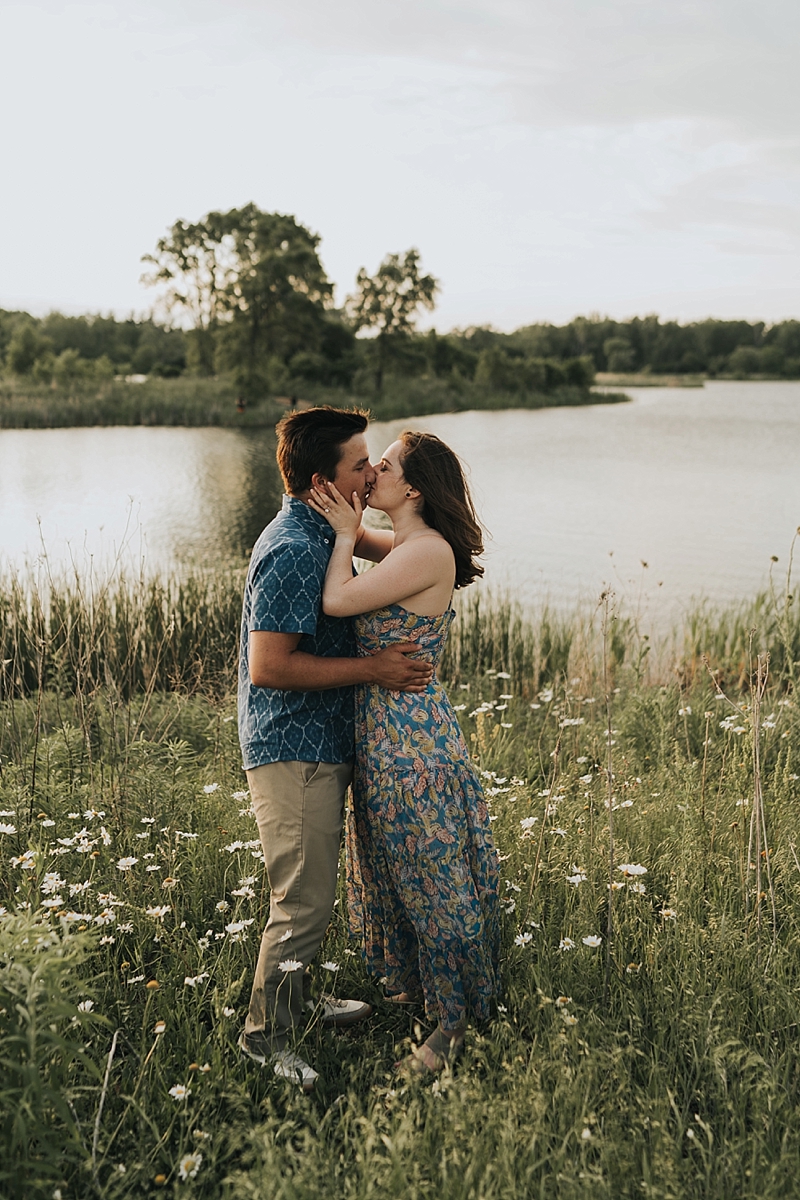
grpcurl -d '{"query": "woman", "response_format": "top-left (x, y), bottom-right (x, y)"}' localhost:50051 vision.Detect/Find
top-left (308, 431), bottom-right (499, 1073)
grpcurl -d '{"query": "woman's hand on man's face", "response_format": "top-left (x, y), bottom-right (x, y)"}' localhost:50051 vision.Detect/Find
top-left (308, 482), bottom-right (363, 539)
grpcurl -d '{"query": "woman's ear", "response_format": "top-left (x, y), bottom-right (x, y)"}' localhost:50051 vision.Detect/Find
top-left (405, 487), bottom-right (421, 500)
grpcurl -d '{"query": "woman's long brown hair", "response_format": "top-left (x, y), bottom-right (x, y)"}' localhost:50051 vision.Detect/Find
top-left (398, 431), bottom-right (485, 589)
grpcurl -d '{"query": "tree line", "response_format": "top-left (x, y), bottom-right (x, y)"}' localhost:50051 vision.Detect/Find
top-left (2, 203), bottom-right (799, 399)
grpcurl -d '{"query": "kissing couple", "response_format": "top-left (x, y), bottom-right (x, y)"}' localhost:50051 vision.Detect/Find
top-left (237, 405), bottom-right (500, 1089)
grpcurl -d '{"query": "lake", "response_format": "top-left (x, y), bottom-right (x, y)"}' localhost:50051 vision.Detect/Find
top-left (2, 381), bottom-right (799, 623)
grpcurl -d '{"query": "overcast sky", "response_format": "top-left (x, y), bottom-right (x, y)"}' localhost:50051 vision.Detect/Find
top-left (2, 0), bottom-right (798, 330)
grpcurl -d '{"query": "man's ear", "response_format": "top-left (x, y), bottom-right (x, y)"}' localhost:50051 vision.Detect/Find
top-left (310, 471), bottom-right (329, 493)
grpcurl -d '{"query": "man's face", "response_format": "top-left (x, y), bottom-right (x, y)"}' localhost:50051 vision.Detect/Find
top-left (330, 433), bottom-right (376, 507)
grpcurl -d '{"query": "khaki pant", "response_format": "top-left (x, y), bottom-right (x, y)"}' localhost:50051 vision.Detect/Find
top-left (244, 759), bottom-right (353, 1050)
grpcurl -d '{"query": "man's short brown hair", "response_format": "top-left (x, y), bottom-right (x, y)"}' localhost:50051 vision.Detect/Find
top-left (275, 406), bottom-right (370, 494)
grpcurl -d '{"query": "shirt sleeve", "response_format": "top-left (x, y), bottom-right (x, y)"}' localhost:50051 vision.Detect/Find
top-left (247, 542), bottom-right (323, 637)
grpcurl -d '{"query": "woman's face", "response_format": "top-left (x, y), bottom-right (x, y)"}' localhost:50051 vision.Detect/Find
top-left (367, 440), bottom-right (408, 511)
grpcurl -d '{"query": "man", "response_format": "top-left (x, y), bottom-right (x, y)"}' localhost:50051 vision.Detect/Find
top-left (237, 405), bottom-right (433, 1090)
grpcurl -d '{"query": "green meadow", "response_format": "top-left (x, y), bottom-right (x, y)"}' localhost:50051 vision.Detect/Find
top-left (2, 569), bottom-right (800, 1199)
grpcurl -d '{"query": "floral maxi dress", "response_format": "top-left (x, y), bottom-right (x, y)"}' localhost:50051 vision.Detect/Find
top-left (346, 604), bottom-right (500, 1027)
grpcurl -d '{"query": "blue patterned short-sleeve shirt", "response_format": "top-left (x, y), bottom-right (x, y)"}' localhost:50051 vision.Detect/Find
top-left (238, 495), bottom-right (355, 769)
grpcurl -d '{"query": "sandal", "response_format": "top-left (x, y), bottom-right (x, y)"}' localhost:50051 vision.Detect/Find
top-left (385, 990), bottom-right (423, 1006)
top-left (395, 1027), bottom-right (465, 1076)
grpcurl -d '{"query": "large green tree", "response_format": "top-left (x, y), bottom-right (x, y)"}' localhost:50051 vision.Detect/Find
top-left (346, 248), bottom-right (438, 391)
top-left (142, 205), bottom-right (333, 396)
top-left (141, 212), bottom-right (235, 375)
top-left (218, 205), bottom-right (333, 399)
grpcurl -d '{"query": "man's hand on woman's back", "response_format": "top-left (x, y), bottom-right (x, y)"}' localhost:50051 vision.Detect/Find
top-left (368, 643), bottom-right (433, 692)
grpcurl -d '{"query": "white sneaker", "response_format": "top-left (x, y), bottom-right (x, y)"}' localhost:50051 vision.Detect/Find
top-left (271, 1048), bottom-right (319, 1092)
top-left (238, 1032), bottom-right (318, 1092)
top-left (305, 995), bottom-right (373, 1027)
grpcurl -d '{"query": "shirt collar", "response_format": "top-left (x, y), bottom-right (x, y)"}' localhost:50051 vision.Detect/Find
top-left (282, 494), bottom-right (331, 538)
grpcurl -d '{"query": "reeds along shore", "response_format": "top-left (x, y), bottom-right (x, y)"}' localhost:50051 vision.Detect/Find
top-left (2, 572), bottom-right (800, 1198)
top-left (0, 374), bottom-right (628, 429)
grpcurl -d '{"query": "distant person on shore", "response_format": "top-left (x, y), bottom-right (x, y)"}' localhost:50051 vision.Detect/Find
top-left (237, 406), bottom-right (433, 1091)
top-left (308, 431), bottom-right (499, 1074)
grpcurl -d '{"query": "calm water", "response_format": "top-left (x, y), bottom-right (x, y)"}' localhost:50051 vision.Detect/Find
top-left (2, 381), bottom-right (799, 621)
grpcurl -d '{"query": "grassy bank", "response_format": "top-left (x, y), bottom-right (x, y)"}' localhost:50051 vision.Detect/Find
top-left (2, 576), bottom-right (800, 1199)
top-left (0, 375), bottom-right (628, 430)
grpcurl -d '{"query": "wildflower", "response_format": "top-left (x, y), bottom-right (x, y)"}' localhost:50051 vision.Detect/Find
top-left (514, 932), bottom-right (533, 947)
top-left (225, 918), bottom-right (255, 935)
top-left (99, 934), bottom-right (115, 945)
top-left (555, 996), bottom-right (571, 1008)
top-left (559, 937), bottom-right (576, 951)
top-left (146, 905), bottom-right (171, 920)
top-left (626, 963), bottom-right (641, 974)
top-left (278, 958), bottom-right (304, 972)
top-left (178, 1149), bottom-right (203, 1180)
top-left (0, 823), bottom-right (17, 835)
top-left (678, 706), bottom-right (692, 716)
top-left (10, 849), bottom-right (36, 869)
top-left (116, 857), bottom-right (138, 872)
top-left (77, 999), bottom-right (94, 1013)
top-left (127, 974), bottom-right (145, 984)
top-left (41, 896), bottom-right (64, 909)
top-left (582, 935), bottom-right (602, 948)
top-left (561, 1012), bottom-right (579, 1026)
top-left (629, 881), bottom-right (646, 894)
top-left (154, 1020), bottom-right (166, 1034)
top-left (576, 756), bottom-right (588, 764)
top-left (661, 907), bottom-right (678, 920)
top-left (117, 921), bottom-right (134, 933)
top-left (559, 717), bottom-right (585, 728)
top-left (68, 880), bottom-right (91, 895)
top-left (231, 886), bottom-right (255, 899)
top-left (146, 979), bottom-right (160, 990)
top-left (94, 908), bottom-right (116, 926)
top-left (161, 876), bottom-right (179, 889)
top-left (519, 817), bottom-right (537, 830)
top-left (618, 863), bottom-right (647, 877)
top-left (321, 961), bottom-right (340, 971)
top-left (232, 789), bottom-right (249, 800)
top-left (169, 1084), bottom-right (191, 1101)
top-left (552, 827), bottom-right (567, 837)
top-left (567, 873), bottom-right (587, 886)
top-left (215, 900), bottom-right (230, 912)
top-left (579, 774), bottom-right (593, 784)
top-left (581, 1127), bottom-right (592, 1141)
top-left (184, 972), bottom-right (210, 987)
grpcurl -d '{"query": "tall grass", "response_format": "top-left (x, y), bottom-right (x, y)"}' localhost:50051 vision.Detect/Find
top-left (0, 377), bottom-right (280, 429)
top-left (1, 574), bottom-right (800, 1198)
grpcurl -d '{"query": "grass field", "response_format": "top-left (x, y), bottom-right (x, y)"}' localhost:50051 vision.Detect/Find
top-left (2, 570), bottom-right (800, 1199)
